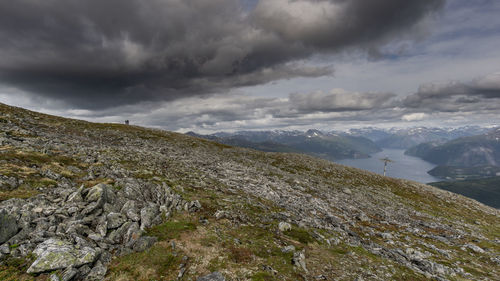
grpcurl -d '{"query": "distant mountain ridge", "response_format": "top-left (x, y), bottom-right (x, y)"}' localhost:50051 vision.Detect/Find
top-left (405, 128), bottom-right (500, 167)
top-left (346, 126), bottom-right (490, 149)
top-left (187, 129), bottom-right (381, 160)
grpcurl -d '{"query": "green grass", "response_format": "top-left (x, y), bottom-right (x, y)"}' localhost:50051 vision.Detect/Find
top-left (0, 255), bottom-right (37, 281)
top-left (251, 272), bottom-right (275, 281)
top-left (107, 244), bottom-right (180, 280)
top-left (284, 228), bottom-right (314, 244)
top-left (145, 219), bottom-right (197, 241)
top-left (430, 176), bottom-right (500, 208)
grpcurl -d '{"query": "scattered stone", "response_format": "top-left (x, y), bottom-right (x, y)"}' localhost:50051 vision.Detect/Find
top-left (199, 216), bottom-right (209, 225)
top-left (197, 272), bottom-right (225, 281)
top-left (356, 212), bottom-right (370, 222)
top-left (327, 237), bottom-right (340, 246)
top-left (405, 248), bottom-right (427, 261)
top-left (178, 267), bottom-right (187, 279)
top-left (379, 232), bottom-right (393, 240)
top-left (214, 210), bottom-right (227, 220)
top-left (0, 209), bottom-right (19, 244)
top-left (187, 200), bottom-right (202, 212)
top-left (292, 250), bottom-right (308, 273)
top-left (281, 245), bottom-right (295, 253)
top-left (0, 243), bottom-right (10, 254)
top-left (464, 243), bottom-right (485, 254)
top-left (262, 265), bottom-right (278, 275)
top-left (278, 222), bottom-right (292, 232)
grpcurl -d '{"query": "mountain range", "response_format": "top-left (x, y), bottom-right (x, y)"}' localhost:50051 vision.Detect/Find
top-left (405, 128), bottom-right (500, 167)
top-left (187, 129), bottom-right (381, 160)
top-left (346, 126), bottom-right (490, 149)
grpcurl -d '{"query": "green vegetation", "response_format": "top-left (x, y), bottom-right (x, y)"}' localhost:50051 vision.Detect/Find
top-left (284, 228), bottom-right (314, 244)
top-left (430, 176), bottom-right (500, 208)
top-left (428, 165), bottom-right (500, 180)
top-left (0, 255), bottom-right (37, 281)
top-left (145, 219), bottom-right (197, 241)
top-left (251, 272), bottom-right (274, 281)
top-left (107, 244), bottom-right (181, 280)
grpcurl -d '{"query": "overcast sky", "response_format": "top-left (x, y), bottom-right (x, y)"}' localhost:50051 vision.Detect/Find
top-left (0, 0), bottom-right (499, 133)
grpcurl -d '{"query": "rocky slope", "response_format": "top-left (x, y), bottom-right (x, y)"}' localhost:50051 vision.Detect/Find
top-left (0, 102), bottom-right (499, 281)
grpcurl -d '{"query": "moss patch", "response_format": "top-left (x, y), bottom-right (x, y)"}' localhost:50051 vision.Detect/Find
top-left (107, 243), bottom-right (180, 280)
top-left (145, 219), bottom-right (197, 241)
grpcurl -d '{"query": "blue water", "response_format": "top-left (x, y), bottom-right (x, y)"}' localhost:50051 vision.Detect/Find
top-left (336, 149), bottom-right (440, 184)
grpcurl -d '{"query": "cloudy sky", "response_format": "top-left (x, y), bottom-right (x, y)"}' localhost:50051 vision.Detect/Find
top-left (0, 0), bottom-right (499, 133)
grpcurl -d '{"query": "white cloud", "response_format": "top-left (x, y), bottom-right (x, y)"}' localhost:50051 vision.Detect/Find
top-left (402, 113), bottom-right (428, 121)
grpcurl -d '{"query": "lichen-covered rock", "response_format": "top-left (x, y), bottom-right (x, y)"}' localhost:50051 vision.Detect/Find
top-left (27, 239), bottom-right (99, 274)
top-left (85, 260), bottom-right (107, 281)
top-left (0, 209), bottom-right (18, 244)
top-left (121, 200), bottom-right (141, 222)
top-left (85, 183), bottom-right (109, 204)
top-left (108, 221), bottom-right (133, 244)
top-left (140, 204), bottom-right (159, 230)
top-left (106, 212), bottom-right (126, 229)
top-left (49, 273), bottom-right (60, 281)
top-left (132, 236), bottom-right (157, 252)
top-left (278, 221), bottom-right (291, 232)
top-left (61, 266), bottom-right (78, 281)
top-left (123, 222), bottom-right (142, 246)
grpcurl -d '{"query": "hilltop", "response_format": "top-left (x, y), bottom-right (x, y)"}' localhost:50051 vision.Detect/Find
top-left (0, 102), bottom-right (499, 281)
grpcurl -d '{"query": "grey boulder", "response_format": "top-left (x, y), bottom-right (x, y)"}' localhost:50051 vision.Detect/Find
top-left (0, 209), bottom-right (19, 244)
top-left (27, 239), bottom-right (99, 274)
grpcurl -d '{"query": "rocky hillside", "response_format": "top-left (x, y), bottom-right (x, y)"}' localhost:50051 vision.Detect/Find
top-left (0, 102), bottom-right (499, 281)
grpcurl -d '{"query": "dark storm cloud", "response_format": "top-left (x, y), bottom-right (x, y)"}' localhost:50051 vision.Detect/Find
top-left (0, 0), bottom-right (444, 109)
top-left (289, 90), bottom-right (396, 112)
top-left (403, 72), bottom-right (500, 112)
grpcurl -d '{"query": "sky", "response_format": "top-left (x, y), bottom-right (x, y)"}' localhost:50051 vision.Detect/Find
top-left (0, 0), bottom-right (499, 133)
